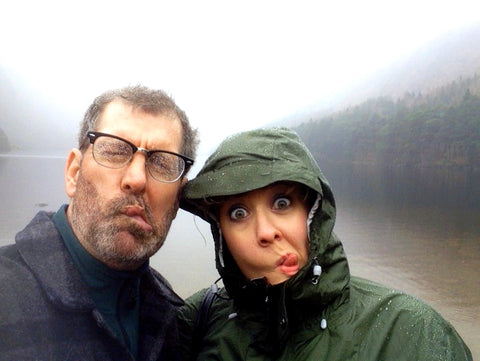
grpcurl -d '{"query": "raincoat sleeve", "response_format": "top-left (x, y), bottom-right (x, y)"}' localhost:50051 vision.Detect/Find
top-left (391, 303), bottom-right (472, 360)
top-left (352, 287), bottom-right (473, 360)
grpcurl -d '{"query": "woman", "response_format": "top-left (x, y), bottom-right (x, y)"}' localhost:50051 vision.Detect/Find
top-left (178, 127), bottom-right (472, 360)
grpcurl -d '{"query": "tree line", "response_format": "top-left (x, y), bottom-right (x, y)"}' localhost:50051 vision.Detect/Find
top-left (293, 74), bottom-right (480, 171)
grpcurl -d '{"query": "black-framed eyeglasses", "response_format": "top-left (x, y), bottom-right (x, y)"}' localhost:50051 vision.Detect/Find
top-left (87, 131), bottom-right (194, 183)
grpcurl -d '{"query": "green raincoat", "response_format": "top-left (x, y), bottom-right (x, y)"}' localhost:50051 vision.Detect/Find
top-left (178, 127), bottom-right (472, 360)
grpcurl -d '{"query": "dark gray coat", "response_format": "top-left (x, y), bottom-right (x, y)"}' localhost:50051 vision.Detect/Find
top-left (0, 211), bottom-right (183, 361)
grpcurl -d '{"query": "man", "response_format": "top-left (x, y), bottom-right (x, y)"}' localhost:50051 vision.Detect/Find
top-left (0, 85), bottom-right (198, 360)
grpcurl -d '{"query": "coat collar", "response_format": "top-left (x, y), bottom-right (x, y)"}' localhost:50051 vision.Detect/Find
top-left (15, 210), bottom-right (95, 310)
top-left (15, 210), bottom-right (183, 310)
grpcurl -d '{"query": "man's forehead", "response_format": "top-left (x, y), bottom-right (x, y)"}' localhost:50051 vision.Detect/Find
top-left (97, 100), bottom-right (180, 128)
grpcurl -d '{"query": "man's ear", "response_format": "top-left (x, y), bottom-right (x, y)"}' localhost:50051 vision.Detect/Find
top-left (180, 176), bottom-right (188, 188)
top-left (173, 176), bottom-right (188, 217)
top-left (65, 148), bottom-right (82, 198)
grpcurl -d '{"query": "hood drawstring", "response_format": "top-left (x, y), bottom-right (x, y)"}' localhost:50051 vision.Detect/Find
top-left (308, 195), bottom-right (322, 284)
top-left (311, 257), bottom-right (322, 285)
top-left (311, 257), bottom-right (328, 331)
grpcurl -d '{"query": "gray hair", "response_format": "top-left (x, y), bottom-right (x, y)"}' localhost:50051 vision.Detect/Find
top-left (78, 85), bottom-right (198, 159)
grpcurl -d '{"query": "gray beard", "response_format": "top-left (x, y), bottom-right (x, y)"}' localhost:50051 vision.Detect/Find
top-left (69, 173), bottom-right (177, 270)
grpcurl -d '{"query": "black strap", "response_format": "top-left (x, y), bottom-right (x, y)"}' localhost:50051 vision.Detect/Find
top-left (190, 282), bottom-right (219, 360)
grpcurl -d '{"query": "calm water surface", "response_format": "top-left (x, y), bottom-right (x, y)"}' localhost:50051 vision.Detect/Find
top-left (1, 155), bottom-right (478, 357)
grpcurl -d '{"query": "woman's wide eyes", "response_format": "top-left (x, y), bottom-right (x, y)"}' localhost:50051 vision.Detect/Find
top-left (273, 196), bottom-right (291, 209)
top-left (228, 196), bottom-right (292, 220)
top-left (229, 207), bottom-right (248, 220)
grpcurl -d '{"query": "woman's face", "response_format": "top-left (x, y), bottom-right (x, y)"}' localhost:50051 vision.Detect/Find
top-left (218, 182), bottom-right (310, 285)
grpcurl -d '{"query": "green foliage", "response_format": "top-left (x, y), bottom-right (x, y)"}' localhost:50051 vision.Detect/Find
top-left (293, 74), bottom-right (480, 170)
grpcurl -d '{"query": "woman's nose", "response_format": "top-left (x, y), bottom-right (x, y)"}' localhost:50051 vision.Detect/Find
top-left (255, 211), bottom-right (281, 246)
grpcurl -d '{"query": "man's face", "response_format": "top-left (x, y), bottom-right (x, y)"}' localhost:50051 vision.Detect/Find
top-left (65, 100), bottom-right (186, 270)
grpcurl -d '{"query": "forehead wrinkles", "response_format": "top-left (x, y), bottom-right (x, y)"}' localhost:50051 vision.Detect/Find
top-left (98, 107), bottom-right (182, 152)
top-left (144, 117), bottom-right (182, 152)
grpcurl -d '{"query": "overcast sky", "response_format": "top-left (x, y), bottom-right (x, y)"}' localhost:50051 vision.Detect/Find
top-left (1, 0), bottom-right (480, 158)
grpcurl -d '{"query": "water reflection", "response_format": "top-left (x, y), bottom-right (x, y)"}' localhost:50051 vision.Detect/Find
top-left (0, 155), bottom-right (68, 243)
top-left (324, 162), bottom-right (480, 209)
top-left (320, 162), bottom-right (479, 358)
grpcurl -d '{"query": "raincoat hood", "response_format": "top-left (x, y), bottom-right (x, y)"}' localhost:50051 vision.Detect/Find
top-left (181, 127), bottom-right (349, 310)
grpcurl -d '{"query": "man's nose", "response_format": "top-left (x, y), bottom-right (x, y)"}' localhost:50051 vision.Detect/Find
top-left (121, 153), bottom-right (147, 194)
top-left (255, 210), bottom-right (281, 246)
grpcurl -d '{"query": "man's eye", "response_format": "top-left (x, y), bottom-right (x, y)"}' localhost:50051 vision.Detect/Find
top-left (273, 196), bottom-right (291, 209)
top-left (150, 153), bottom-right (170, 170)
top-left (229, 207), bottom-right (248, 220)
top-left (110, 145), bottom-right (130, 156)
top-left (98, 142), bottom-right (130, 158)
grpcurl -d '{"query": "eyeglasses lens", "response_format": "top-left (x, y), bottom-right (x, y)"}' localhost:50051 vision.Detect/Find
top-left (93, 137), bottom-right (132, 168)
top-left (92, 135), bottom-right (185, 182)
top-left (148, 153), bottom-right (185, 182)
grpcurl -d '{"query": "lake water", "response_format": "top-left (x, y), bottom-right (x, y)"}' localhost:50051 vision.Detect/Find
top-left (1, 155), bottom-right (478, 358)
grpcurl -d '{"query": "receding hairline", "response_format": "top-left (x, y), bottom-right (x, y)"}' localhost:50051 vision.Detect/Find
top-left (78, 85), bottom-right (198, 161)
top-left (94, 98), bottom-right (183, 129)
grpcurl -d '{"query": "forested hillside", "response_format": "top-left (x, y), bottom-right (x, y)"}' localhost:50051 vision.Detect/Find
top-left (293, 74), bottom-right (480, 170)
